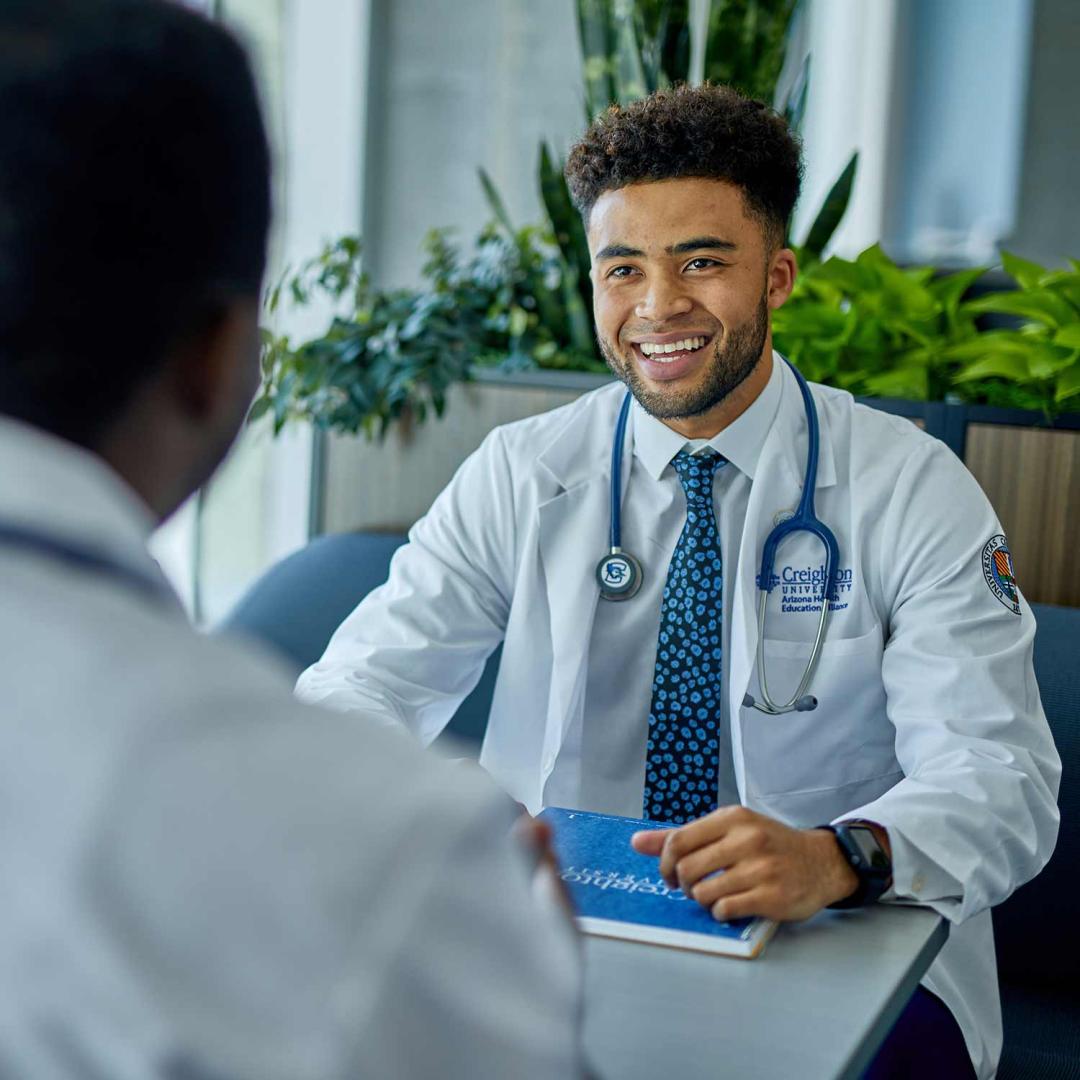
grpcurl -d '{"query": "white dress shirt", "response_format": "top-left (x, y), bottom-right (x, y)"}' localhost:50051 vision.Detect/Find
top-left (0, 416), bottom-right (582, 1080)
top-left (552, 359), bottom-right (782, 816)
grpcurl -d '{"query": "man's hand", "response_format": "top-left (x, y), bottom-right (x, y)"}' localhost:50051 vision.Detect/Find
top-left (512, 814), bottom-right (579, 926)
top-left (630, 806), bottom-right (859, 923)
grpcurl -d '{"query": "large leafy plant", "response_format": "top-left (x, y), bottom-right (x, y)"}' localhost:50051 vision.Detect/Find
top-left (255, 226), bottom-right (604, 437)
top-left (772, 249), bottom-right (1080, 415)
top-left (949, 254), bottom-right (1080, 412)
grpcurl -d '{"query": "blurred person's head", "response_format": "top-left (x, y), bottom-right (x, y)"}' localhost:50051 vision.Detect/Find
top-left (565, 84), bottom-right (802, 435)
top-left (0, 0), bottom-right (270, 519)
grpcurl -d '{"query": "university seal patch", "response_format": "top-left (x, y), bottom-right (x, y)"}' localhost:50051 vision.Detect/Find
top-left (982, 534), bottom-right (1020, 614)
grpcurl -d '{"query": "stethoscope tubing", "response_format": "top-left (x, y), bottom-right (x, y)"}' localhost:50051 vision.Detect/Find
top-left (601, 357), bottom-right (841, 715)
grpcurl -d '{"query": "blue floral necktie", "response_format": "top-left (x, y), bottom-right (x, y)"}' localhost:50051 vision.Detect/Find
top-left (643, 449), bottom-right (726, 824)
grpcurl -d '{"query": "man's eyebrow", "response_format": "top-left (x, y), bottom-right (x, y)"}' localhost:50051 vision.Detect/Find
top-left (666, 236), bottom-right (737, 255)
top-left (594, 237), bottom-right (738, 261)
top-left (595, 243), bottom-right (645, 260)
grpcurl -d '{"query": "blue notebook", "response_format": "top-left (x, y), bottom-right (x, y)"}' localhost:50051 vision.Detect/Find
top-left (540, 807), bottom-right (776, 959)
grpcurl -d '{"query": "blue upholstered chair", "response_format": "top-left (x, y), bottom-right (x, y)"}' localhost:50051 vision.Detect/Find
top-left (221, 537), bottom-right (1079, 1075)
top-left (994, 602), bottom-right (1080, 1078)
top-left (217, 531), bottom-right (498, 747)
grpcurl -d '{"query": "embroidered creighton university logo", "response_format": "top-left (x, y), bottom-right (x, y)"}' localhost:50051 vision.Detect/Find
top-left (982, 534), bottom-right (1020, 614)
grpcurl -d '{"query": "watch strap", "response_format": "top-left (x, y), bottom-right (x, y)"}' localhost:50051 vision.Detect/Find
top-left (818, 823), bottom-right (893, 909)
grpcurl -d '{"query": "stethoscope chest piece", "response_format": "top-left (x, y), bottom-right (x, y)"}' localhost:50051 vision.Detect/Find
top-left (597, 548), bottom-right (643, 601)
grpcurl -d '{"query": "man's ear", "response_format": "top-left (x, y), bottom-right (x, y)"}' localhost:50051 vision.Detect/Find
top-left (767, 247), bottom-right (798, 310)
top-left (168, 298), bottom-right (260, 423)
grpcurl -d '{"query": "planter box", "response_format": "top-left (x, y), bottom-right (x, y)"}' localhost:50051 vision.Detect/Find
top-left (318, 369), bottom-right (1080, 607)
top-left (318, 369), bottom-right (611, 536)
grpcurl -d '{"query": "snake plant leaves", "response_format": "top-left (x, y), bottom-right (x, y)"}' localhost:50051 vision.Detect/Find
top-left (539, 143), bottom-right (591, 279)
top-left (780, 54), bottom-right (810, 131)
top-left (622, 0), bottom-right (692, 96)
top-left (703, 0), bottom-right (797, 102)
top-left (635, 0), bottom-right (692, 91)
top-left (800, 152), bottom-right (857, 261)
top-left (578, 0), bottom-right (618, 118)
top-left (477, 167), bottom-right (516, 237)
top-left (538, 141), bottom-right (594, 324)
top-left (612, 0), bottom-right (649, 104)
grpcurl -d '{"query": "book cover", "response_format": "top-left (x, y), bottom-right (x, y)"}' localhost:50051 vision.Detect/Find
top-left (540, 806), bottom-right (776, 959)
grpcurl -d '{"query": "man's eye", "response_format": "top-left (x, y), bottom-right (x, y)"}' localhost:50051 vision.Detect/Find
top-left (608, 265), bottom-right (637, 279)
top-left (686, 258), bottom-right (721, 271)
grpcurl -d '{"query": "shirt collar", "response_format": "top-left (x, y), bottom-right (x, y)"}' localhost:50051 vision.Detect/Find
top-left (0, 415), bottom-right (164, 583)
top-left (631, 350), bottom-right (784, 481)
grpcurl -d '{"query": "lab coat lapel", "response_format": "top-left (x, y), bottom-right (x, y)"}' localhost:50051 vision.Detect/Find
top-left (728, 361), bottom-right (836, 795)
top-left (535, 385), bottom-right (625, 754)
top-left (537, 480), bottom-right (605, 739)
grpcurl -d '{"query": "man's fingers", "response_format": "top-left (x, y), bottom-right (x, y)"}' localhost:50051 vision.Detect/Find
top-left (672, 838), bottom-right (732, 893)
top-left (710, 886), bottom-right (771, 923)
top-left (673, 832), bottom-right (763, 893)
top-left (657, 806), bottom-right (747, 885)
top-left (690, 863), bottom-right (757, 908)
top-left (630, 828), bottom-right (672, 855)
top-left (673, 804), bottom-right (747, 849)
top-left (673, 833), bottom-right (751, 894)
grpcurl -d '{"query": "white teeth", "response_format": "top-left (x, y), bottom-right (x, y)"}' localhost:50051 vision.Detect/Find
top-left (638, 336), bottom-right (707, 357)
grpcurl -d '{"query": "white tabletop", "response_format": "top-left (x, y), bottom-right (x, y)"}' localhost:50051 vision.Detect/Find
top-left (582, 905), bottom-right (947, 1080)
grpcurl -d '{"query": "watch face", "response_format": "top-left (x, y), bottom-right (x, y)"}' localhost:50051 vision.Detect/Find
top-left (850, 828), bottom-right (890, 872)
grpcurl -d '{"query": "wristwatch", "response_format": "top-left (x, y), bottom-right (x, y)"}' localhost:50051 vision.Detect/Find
top-left (819, 822), bottom-right (893, 909)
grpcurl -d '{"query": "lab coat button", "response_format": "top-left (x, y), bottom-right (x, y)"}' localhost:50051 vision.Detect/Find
top-left (911, 873), bottom-right (926, 894)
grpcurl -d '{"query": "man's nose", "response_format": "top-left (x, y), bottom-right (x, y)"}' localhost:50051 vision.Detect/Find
top-left (635, 274), bottom-right (693, 322)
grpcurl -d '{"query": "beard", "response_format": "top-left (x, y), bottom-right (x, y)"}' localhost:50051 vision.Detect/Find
top-left (598, 291), bottom-right (770, 421)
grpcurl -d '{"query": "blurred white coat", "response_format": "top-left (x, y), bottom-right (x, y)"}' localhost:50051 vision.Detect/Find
top-left (0, 416), bottom-right (583, 1080)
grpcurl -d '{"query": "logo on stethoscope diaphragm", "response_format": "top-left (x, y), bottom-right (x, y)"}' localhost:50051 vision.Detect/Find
top-left (982, 534), bottom-right (1020, 614)
top-left (596, 550), bottom-right (643, 601)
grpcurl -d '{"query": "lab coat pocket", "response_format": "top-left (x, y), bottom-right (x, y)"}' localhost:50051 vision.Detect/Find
top-left (741, 624), bottom-right (898, 799)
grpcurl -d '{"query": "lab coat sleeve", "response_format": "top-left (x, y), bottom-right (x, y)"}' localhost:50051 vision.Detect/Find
top-left (89, 683), bottom-right (584, 1078)
top-left (351, 792), bottom-right (587, 1080)
top-left (841, 439), bottom-right (1061, 924)
top-left (295, 426), bottom-right (518, 743)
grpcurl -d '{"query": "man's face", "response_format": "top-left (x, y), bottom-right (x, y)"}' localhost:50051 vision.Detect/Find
top-left (588, 177), bottom-right (791, 421)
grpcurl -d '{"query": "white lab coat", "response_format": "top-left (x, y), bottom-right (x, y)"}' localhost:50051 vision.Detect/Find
top-left (299, 358), bottom-right (1061, 1079)
top-left (0, 416), bottom-right (583, 1080)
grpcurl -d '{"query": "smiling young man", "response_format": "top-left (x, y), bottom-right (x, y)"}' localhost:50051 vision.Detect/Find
top-left (299, 85), bottom-right (1060, 1078)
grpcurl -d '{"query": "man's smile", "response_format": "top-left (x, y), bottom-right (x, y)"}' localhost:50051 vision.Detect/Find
top-left (627, 331), bottom-right (715, 382)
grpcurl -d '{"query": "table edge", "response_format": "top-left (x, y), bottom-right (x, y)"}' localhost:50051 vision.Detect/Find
top-left (834, 913), bottom-right (950, 1080)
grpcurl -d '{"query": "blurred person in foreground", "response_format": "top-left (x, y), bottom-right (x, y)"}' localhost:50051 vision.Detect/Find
top-left (0, 2), bottom-right (582, 1077)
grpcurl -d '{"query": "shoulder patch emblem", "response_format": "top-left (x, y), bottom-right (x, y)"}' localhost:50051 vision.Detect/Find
top-left (982, 534), bottom-right (1020, 614)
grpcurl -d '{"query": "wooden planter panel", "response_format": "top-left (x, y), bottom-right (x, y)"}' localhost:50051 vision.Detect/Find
top-left (965, 424), bottom-right (1080, 608)
top-left (322, 381), bottom-right (585, 535)
top-left (321, 379), bottom-right (1080, 608)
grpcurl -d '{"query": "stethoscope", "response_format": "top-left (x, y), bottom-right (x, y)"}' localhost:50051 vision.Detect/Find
top-left (595, 358), bottom-right (840, 716)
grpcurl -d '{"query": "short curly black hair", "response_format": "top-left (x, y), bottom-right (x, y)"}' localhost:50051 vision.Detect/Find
top-left (565, 83), bottom-right (802, 248)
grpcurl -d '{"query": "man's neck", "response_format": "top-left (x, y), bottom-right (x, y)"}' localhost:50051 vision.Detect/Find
top-left (662, 347), bottom-right (773, 441)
